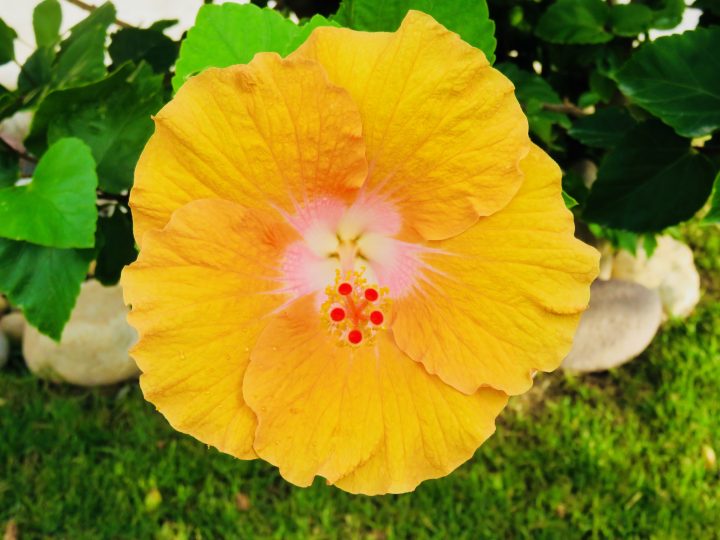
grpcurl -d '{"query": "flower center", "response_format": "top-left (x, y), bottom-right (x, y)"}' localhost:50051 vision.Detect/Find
top-left (321, 268), bottom-right (391, 347)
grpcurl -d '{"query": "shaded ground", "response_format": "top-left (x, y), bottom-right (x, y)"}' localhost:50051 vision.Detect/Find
top-left (1, 225), bottom-right (719, 539)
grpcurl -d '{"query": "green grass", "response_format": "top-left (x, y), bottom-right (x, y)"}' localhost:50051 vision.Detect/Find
top-left (2, 225), bottom-right (719, 539)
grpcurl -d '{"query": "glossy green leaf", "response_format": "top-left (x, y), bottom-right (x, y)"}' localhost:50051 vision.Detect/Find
top-left (33, 0), bottom-right (62, 47)
top-left (0, 18), bottom-right (17, 65)
top-left (95, 208), bottom-right (137, 286)
top-left (609, 4), bottom-right (654, 37)
top-left (173, 4), bottom-right (337, 91)
top-left (584, 120), bottom-right (717, 232)
top-left (28, 64), bottom-right (163, 193)
top-left (0, 138), bottom-right (97, 248)
top-left (0, 238), bottom-right (93, 340)
top-left (705, 172), bottom-right (720, 224)
top-left (615, 27), bottom-right (720, 138)
top-left (498, 63), bottom-right (571, 146)
top-left (109, 28), bottom-right (178, 74)
top-left (333, 0), bottom-right (496, 63)
top-left (536, 0), bottom-right (612, 45)
top-left (569, 107), bottom-right (637, 148)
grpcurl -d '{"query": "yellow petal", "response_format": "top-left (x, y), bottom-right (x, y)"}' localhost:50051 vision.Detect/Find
top-left (243, 295), bottom-right (507, 494)
top-left (392, 145), bottom-right (600, 396)
top-left (131, 52), bottom-right (367, 244)
top-left (122, 199), bottom-right (297, 458)
top-left (292, 10), bottom-right (530, 241)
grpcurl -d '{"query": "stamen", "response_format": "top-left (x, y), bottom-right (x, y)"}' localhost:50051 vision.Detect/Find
top-left (321, 268), bottom-right (391, 347)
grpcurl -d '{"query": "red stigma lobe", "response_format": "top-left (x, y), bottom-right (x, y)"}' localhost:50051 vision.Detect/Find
top-left (322, 270), bottom-right (390, 347)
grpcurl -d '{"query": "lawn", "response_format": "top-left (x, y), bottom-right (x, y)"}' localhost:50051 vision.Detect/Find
top-left (1, 225), bottom-right (719, 539)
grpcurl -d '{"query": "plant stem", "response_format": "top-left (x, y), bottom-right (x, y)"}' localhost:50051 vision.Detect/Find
top-left (0, 136), bottom-right (38, 164)
top-left (62, 0), bottom-right (133, 28)
top-left (542, 100), bottom-right (589, 117)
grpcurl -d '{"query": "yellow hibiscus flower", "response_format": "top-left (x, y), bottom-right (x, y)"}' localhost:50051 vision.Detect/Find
top-left (122, 11), bottom-right (599, 495)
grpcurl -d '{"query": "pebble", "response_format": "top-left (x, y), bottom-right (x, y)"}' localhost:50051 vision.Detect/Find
top-left (22, 280), bottom-right (139, 386)
top-left (562, 280), bottom-right (663, 373)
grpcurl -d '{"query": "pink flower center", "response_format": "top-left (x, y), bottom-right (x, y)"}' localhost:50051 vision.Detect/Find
top-left (280, 193), bottom-right (426, 345)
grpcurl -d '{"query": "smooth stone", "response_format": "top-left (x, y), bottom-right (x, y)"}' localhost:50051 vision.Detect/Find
top-left (612, 236), bottom-right (701, 318)
top-left (0, 312), bottom-right (25, 343)
top-left (23, 280), bottom-right (139, 386)
top-left (597, 241), bottom-right (614, 281)
top-left (562, 280), bottom-right (662, 373)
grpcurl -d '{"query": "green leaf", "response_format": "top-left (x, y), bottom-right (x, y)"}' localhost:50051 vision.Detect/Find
top-left (568, 107), bottom-right (638, 148)
top-left (646, 0), bottom-right (685, 30)
top-left (536, 0), bottom-right (612, 45)
top-left (705, 172), bottom-right (720, 224)
top-left (497, 63), bottom-right (571, 146)
top-left (0, 143), bottom-right (18, 187)
top-left (562, 190), bottom-right (579, 209)
top-left (589, 70), bottom-right (617, 103)
top-left (53, 2), bottom-right (115, 88)
top-left (33, 0), bottom-right (62, 47)
top-left (563, 170), bottom-right (590, 206)
top-left (609, 4), bottom-right (654, 37)
top-left (696, 0), bottom-right (720, 16)
top-left (95, 208), bottom-right (137, 286)
top-left (149, 19), bottom-right (178, 32)
top-left (584, 120), bottom-right (717, 232)
top-left (588, 224), bottom-right (645, 255)
top-left (333, 0), bottom-right (496, 63)
top-left (286, 14), bottom-right (339, 52)
top-left (0, 18), bottom-right (17, 65)
top-left (614, 27), bottom-right (720, 138)
top-left (0, 238), bottom-right (92, 340)
top-left (17, 47), bottom-right (55, 95)
top-left (109, 28), bottom-right (178, 74)
top-left (0, 138), bottom-right (98, 248)
top-left (28, 64), bottom-right (163, 193)
top-left (173, 4), bottom-right (337, 92)
top-left (0, 91), bottom-right (21, 121)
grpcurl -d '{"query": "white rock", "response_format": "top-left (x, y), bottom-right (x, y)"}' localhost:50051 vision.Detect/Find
top-left (0, 331), bottom-right (8, 369)
top-left (562, 280), bottom-right (663, 373)
top-left (0, 311), bottom-right (25, 343)
top-left (23, 280), bottom-right (139, 386)
top-left (597, 241), bottom-right (614, 281)
top-left (611, 235), bottom-right (701, 318)
top-left (0, 110), bottom-right (33, 152)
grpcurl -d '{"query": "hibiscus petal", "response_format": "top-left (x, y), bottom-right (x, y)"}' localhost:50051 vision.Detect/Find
top-left (131, 52), bottom-right (368, 244)
top-left (292, 10), bottom-right (530, 241)
top-left (243, 295), bottom-right (507, 494)
top-left (122, 199), bottom-right (297, 458)
top-left (391, 145), bottom-right (600, 396)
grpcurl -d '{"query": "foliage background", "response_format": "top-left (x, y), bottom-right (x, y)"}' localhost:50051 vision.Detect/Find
top-left (0, 0), bottom-right (719, 537)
